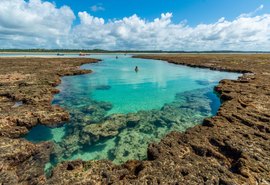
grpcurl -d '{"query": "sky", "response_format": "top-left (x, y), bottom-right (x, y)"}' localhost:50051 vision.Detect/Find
top-left (0, 0), bottom-right (270, 50)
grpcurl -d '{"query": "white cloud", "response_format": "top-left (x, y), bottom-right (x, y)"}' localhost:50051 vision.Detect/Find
top-left (90, 4), bottom-right (105, 12)
top-left (78, 11), bottom-right (105, 25)
top-left (0, 0), bottom-right (75, 48)
top-left (71, 11), bottom-right (270, 51)
top-left (0, 1), bottom-right (269, 51)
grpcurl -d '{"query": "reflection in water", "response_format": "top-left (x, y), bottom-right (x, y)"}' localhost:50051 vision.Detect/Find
top-left (25, 54), bottom-right (240, 171)
top-left (68, 55), bottom-right (240, 114)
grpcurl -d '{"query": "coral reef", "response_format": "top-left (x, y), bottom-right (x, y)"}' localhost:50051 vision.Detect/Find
top-left (46, 87), bottom-right (214, 165)
top-left (0, 57), bottom-right (99, 184)
top-left (47, 54), bottom-right (270, 184)
top-left (0, 54), bottom-right (270, 184)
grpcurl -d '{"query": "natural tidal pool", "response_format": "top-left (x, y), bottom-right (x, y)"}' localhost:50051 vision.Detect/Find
top-left (25, 54), bottom-right (240, 169)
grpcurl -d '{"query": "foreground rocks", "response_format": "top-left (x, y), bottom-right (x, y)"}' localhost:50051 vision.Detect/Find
top-left (0, 57), bottom-right (99, 184)
top-left (0, 55), bottom-right (269, 185)
top-left (0, 137), bottom-right (53, 184)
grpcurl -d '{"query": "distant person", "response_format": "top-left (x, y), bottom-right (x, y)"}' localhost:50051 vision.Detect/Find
top-left (135, 66), bottom-right (139, 72)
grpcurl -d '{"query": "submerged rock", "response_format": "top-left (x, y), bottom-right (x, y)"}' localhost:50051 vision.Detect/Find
top-left (52, 87), bottom-right (213, 165)
top-left (48, 54), bottom-right (270, 184)
top-left (95, 85), bottom-right (111, 90)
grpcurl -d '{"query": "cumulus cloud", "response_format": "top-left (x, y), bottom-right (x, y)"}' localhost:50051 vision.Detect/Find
top-left (0, 0), bottom-right (75, 48)
top-left (72, 11), bottom-right (270, 51)
top-left (0, 0), bottom-right (269, 51)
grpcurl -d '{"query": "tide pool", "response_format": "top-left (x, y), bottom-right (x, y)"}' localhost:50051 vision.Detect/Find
top-left (25, 54), bottom-right (240, 168)
top-left (55, 54), bottom-right (239, 114)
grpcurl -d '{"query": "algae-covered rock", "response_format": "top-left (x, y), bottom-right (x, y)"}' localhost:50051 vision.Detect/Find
top-left (47, 87), bottom-right (215, 165)
top-left (113, 130), bottom-right (148, 163)
top-left (82, 114), bottom-right (127, 141)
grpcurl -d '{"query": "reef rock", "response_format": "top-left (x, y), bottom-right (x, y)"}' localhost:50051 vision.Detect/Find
top-left (47, 54), bottom-right (270, 184)
top-left (1, 55), bottom-right (270, 184)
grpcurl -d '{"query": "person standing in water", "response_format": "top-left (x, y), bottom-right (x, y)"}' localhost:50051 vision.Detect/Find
top-left (135, 66), bottom-right (139, 72)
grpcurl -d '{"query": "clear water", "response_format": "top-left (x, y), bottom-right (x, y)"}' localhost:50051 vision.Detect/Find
top-left (25, 54), bottom-right (240, 169)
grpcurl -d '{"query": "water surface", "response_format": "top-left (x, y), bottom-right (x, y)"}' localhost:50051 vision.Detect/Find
top-left (25, 54), bottom-right (240, 169)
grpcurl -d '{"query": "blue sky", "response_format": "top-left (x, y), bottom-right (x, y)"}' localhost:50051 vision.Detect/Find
top-left (1, 0), bottom-right (270, 50)
top-left (49, 0), bottom-right (270, 26)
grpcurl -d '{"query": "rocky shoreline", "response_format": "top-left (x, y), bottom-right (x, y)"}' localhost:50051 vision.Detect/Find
top-left (0, 57), bottom-right (99, 184)
top-left (0, 55), bottom-right (269, 184)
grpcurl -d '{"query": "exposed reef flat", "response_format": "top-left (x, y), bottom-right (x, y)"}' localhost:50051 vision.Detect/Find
top-left (0, 57), bottom-right (99, 184)
top-left (0, 55), bottom-right (270, 185)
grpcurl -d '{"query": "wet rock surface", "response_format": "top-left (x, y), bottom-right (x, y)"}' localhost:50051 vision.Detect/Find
top-left (0, 57), bottom-right (99, 184)
top-left (0, 55), bottom-right (270, 184)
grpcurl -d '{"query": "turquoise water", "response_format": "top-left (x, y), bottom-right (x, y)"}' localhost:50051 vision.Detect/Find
top-left (25, 54), bottom-right (240, 169)
top-left (55, 54), bottom-right (238, 114)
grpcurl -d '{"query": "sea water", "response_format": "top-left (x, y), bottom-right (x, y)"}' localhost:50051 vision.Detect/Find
top-left (25, 54), bottom-right (240, 168)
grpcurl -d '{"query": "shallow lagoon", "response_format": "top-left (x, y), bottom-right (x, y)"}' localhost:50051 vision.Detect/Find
top-left (25, 54), bottom-right (240, 167)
